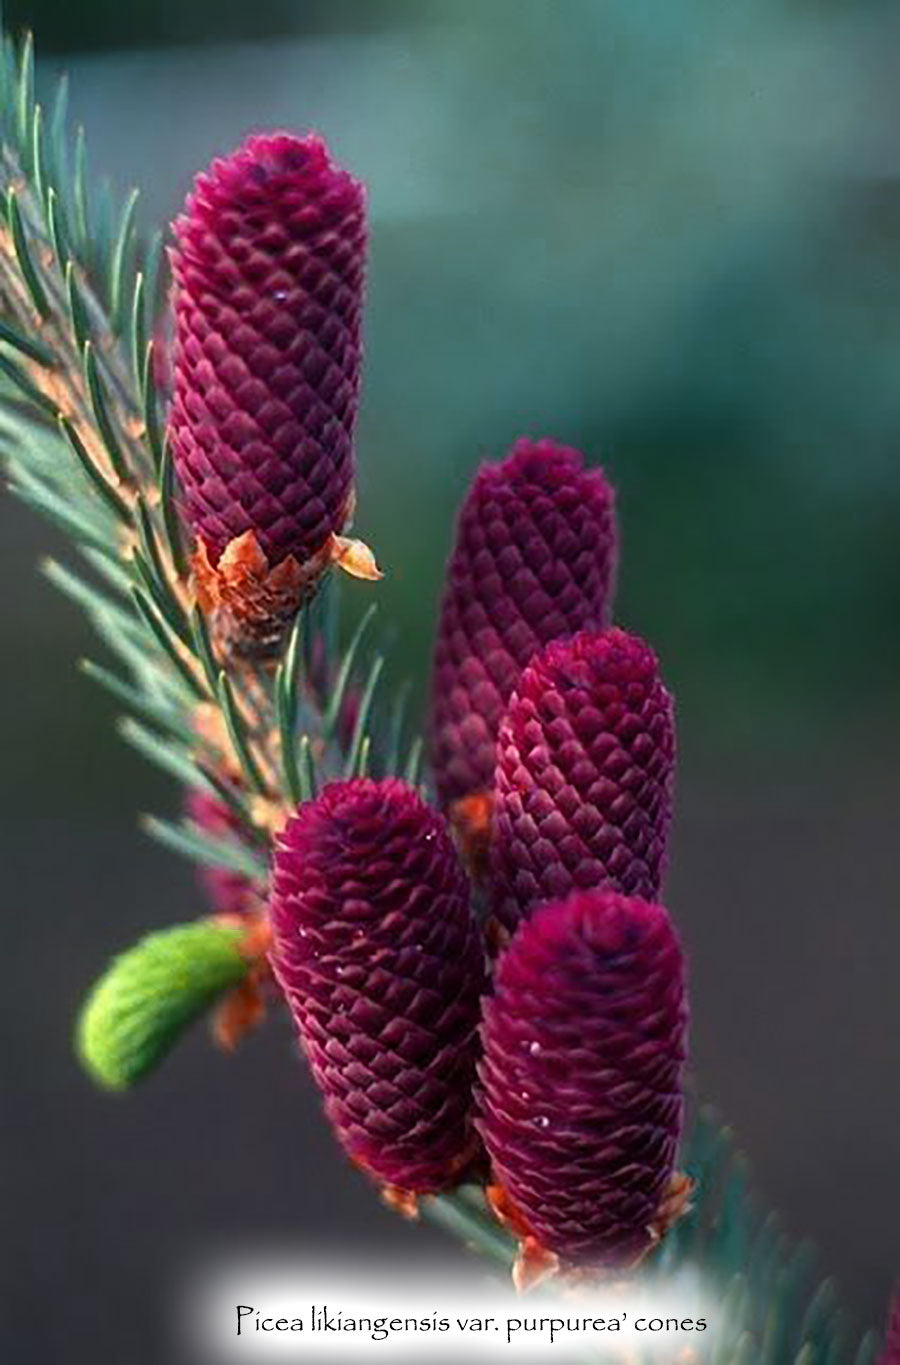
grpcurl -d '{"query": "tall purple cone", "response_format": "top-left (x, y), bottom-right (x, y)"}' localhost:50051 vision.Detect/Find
top-left (478, 890), bottom-right (688, 1273)
top-left (170, 133), bottom-right (377, 650)
top-left (269, 778), bottom-right (486, 1194)
top-left (430, 438), bottom-right (617, 812)
top-left (490, 626), bottom-right (675, 931)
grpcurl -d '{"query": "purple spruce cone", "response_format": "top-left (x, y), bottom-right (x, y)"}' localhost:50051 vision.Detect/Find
top-left (185, 788), bottom-right (258, 916)
top-left (478, 889), bottom-right (688, 1272)
top-left (430, 438), bottom-right (617, 812)
top-left (490, 626), bottom-right (675, 931)
top-left (881, 1290), bottom-right (900, 1365)
top-left (269, 778), bottom-right (486, 1193)
top-left (171, 130), bottom-right (365, 567)
top-left (170, 132), bottom-right (374, 647)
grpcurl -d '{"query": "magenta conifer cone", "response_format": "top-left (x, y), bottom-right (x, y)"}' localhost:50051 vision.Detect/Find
top-left (170, 132), bottom-right (366, 595)
top-left (881, 1290), bottom-right (900, 1365)
top-left (478, 889), bottom-right (688, 1270)
top-left (490, 625), bottom-right (675, 931)
top-left (185, 788), bottom-right (258, 915)
top-left (430, 438), bottom-right (617, 811)
top-left (269, 778), bottom-right (486, 1193)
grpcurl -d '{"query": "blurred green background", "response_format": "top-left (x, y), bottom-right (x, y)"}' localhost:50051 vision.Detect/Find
top-left (2, 1), bottom-right (898, 1359)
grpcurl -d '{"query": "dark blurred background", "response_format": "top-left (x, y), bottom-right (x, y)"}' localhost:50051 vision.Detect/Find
top-left (2, 0), bottom-right (899, 1360)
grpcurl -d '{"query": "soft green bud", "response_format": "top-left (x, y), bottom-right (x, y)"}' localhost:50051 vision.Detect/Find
top-left (76, 919), bottom-right (249, 1090)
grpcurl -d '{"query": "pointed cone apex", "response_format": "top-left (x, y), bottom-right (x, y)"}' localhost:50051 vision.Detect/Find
top-left (430, 438), bottom-right (617, 811)
top-left (76, 920), bottom-right (250, 1090)
top-left (489, 626), bottom-right (675, 932)
top-left (170, 132), bottom-right (370, 648)
top-left (269, 777), bottom-right (487, 1193)
top-left (477, 890), bottom-right (688, 1273)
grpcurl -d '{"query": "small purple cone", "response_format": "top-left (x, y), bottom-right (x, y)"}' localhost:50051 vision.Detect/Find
top-left (490, 626), bottom-right (675, 931)
top-left (170, 132), bottom-right (366, 572)
top-left (478, 889), bottom-right (688, 1270)
top-left (269, 778), bottom-right (486, 1193)
top-left (185, 788), bottom-right (258, 915)
top-left (430, 438), bottom-right (617, 811)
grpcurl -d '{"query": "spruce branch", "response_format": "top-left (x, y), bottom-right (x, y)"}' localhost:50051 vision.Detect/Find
top-left (0, 27), bottom-right (884, 1362)
top-left (0, 54), bottom-right (397, 843)
top-left (0, 30), bottom-right (413, 1107)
